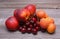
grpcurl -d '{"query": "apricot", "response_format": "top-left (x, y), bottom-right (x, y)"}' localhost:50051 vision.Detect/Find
top-left (46, 17), bottom-right (54, 24)
top-left (39, 18), bottom-right (49, 29)
top-left (47, 23), bottom-right (56, 34)
top-left (36, 10), bottom-right (48, 18)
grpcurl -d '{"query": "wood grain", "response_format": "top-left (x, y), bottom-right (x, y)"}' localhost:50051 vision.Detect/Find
top-left (0, 0), bottom-right (60, 9)
top-left (0, 9), bottom-right (60, 39)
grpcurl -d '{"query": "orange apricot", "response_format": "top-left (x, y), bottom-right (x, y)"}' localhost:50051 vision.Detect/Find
top-left (36, 10), bottom-right (48, 18)
top-left (47, 23), bottom-right (56, 34)
top-left (46, 17), bottom-right (54, 24)
top-left (39, 18), bottom-right (49, 29)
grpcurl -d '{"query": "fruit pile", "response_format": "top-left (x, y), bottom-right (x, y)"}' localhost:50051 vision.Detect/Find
top-left (5, 4), bottom-right (56, 34)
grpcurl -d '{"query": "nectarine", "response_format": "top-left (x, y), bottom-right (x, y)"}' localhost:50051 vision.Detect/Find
top-left (25, 4), bottom-right (36, 15)
top-left (17, 9), bottom-right (30, 21)
top-left (5, 16), bottom-right (19, 31)
top-left (14, 9), bottom-right (19, 17)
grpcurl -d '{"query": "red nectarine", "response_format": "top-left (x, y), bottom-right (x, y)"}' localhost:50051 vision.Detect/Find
top-left (25, 4), bottom-right (36, 15)
top-left (5, 16), bottom-right (19, 31)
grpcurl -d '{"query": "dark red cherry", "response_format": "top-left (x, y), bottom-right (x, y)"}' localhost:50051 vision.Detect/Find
top-left (29, 24), bottom-right (33, 28)
top-left (34, 23), bottom-right (37, 27)
top-left (30, 20), bottom-right (34, 25)
top-left (36, 21), bottom-right (40, 27)
top-left (25, 21), bottom-right (30, 26)
top-left (32, 18), bottom-right (37, 22)
top-left (21, 28), bottom-right (26, 33)
top-left (19, 26), bottom-right (22, 31)
top-left (35, 26), bottom-right (39, 31)
top-left (32, 28), bottom-right (37, 34)
top-left (27, 27), bottom-right (32, 33)
top-left (23, 25), bottom-right (26, 28)
top-left (33, 14), bottom-right (37, 19)
top-left (41, 28), bottom-right (46, 33)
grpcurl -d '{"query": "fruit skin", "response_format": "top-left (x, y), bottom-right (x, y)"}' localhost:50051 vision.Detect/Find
top-left (32, 28), bottom-right (37, 34)
top-left (17, 9), bottom-right (30, 21)
top-left (19, 26), bottom-right (22, 31)
top-left (5, 16), bottom-right (19, 31)
top-left (46, 17), bottom-right (54, 24)
top-left (47, 23), bottom-right (56, 34)
top-left (14, 9), bottom-right (21, 21)
top-left (14, 9), bottom-right (17, 17)
top-left (36, 10), bottom-right (48, 18)
top-left (25, 21), bottom-right (30, 26)
top-left (25, 4), bottom-right (36, 15)
top-left (39, 18), bottom-right (49, 29)
top-left (35, 26), bottom-right (39, 31)
top-left (39, 17), bottom-right (54, 29)
top-left (31, 18), bottom-right (37, 23)
top-left (27, 27), bottom-right (32, 33)
top-left (29, 24), bottom-right (33, 28)
top-left (21, 28), bottom-right (26, 33)
top-left (14, 9), bottom-right (19, 17)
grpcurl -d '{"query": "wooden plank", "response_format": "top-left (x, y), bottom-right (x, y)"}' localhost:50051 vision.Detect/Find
top-left (0, 9), bottom-right (60, 39)
top-left (0, 2), bottom-right (60, 9)
top-left (0, 0), bottom-right (60, 9)
top-left (0, 0), bottom-right (60, 3)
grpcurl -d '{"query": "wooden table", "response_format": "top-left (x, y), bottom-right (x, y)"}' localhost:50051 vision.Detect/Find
top-left (0, 9), bottom-right (60, 39)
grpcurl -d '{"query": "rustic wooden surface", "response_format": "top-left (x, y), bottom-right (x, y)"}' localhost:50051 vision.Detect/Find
top-left (0, 9), bottom-right (60, 39)
top-left (0, 0), bottom-right (60, 9)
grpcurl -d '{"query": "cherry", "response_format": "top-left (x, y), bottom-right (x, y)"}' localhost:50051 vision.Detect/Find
top-left (36, 21), bottom-right (40, 27)
top-left (41, 28), bottom-right (46, 33)
top-left (29, 24), bottom-right (33, 28)
top-left (21, 28), bottom-right (26, 33)
top-left (23, 25), bottom-right (27, 28)
top-left (32, 18), bottom-right (37, 22)
top-left (27, 27), bottom-right (32, 33)
top-left (34, 23), bottom-right (37, 27)
top-left (25, 21), bottom-right (30, 26)
top-left (30, 20), bottom-right (34, 25)
top-left (32, 28), bottom-right (37, 34)
top-left (19, 26), bottom-right (22, 31)
top-left (35, 26), bottom-right (39, 31)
